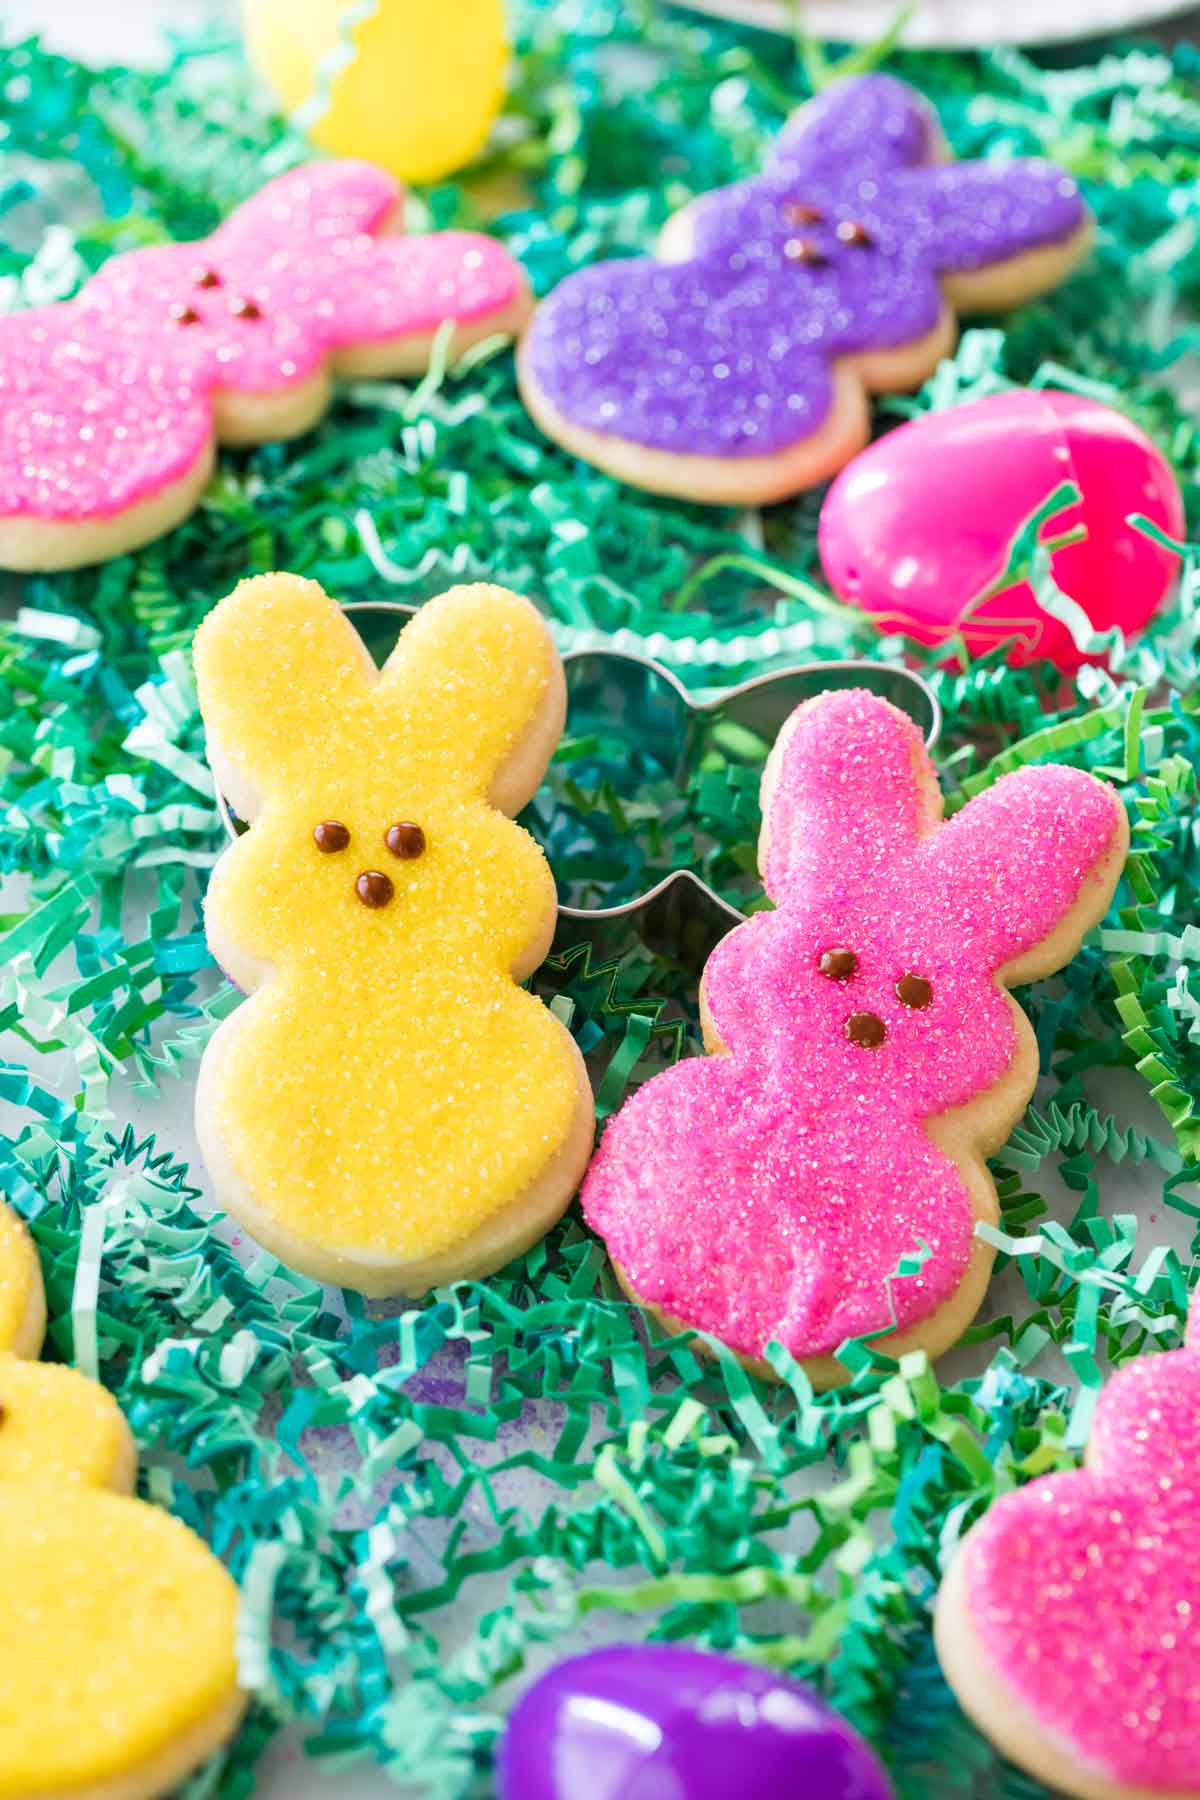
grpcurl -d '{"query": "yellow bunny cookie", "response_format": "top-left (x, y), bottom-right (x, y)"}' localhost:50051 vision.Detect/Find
top-left (0, 1206), bottom-right (245, 1800)
top-left (194, 575), bottom-right (595, 1295)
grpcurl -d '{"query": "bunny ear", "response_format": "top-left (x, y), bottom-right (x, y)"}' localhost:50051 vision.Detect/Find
top-left (375, 585), bottom-right (563, 814)
top-left (193, 574), bottom-right (376, 817)
top-left (1188, 1292), bottom-right (1200, 1352)
top-left (214, 160), bottom-right (403, 255)
top-left (921, 766), bottom-right (1126, 980)
top-left (768, 74), bottom-right (942, 186)
top-left (912, 161), bottom-right (1088, 292)
top-left (760, 689), bottom-right (941, 904)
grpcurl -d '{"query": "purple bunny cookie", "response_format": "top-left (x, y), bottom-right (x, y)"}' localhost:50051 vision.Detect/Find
top-left (518, 75), bottom-right (1091, 505)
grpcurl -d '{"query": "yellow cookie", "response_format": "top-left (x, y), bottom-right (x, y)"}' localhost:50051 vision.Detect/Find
top-left (0, 1203), bottom-right (245, 1800)
top-left (0, 1202), bottom-right (46, 1358)
top-left (0, 1354), bottom-right (135, 1490)
top-left (194, 575), bottom-right (595, 1296)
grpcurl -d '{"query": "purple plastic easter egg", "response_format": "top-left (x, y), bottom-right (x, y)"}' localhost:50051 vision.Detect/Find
top-left (818, 389), bottom-right (1184, 671)
top-left (497, 1645), bottom-right (895, 1800)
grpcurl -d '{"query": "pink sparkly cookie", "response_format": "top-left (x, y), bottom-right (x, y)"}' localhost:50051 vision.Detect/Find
top-left (581, 689), bottom-right (1126, 1387)
top-left (935, 1297), bottom-right (1200, 1799)
top-left (0, 161), bottom-right (530, 571)
top-left (519, 74), bottom-right (1091, 505)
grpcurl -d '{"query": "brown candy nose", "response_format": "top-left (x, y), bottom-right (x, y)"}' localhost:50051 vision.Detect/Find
top-left (355, 870), bottom-right (394, 908)
top-left (846, 1011), bottom-right (886, 1048)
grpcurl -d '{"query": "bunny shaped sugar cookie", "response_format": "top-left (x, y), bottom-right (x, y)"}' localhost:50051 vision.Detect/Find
top-left (0, 161), bottom-right (529, 571)
top-left (936, 1296), bottom-right (1200, 1799)
top-left (520, 74), bottom-right (1091, 504)
top-left (0, 1204), bottom-right (244, 1799)
top-left (194, 575), bottom-right (594, 1296)
top-left (582, 689), bottom-right (1126, 1388)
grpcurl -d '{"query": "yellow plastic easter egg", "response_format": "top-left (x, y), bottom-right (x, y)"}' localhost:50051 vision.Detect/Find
top-left (244, 0), bottom-right (509, 186)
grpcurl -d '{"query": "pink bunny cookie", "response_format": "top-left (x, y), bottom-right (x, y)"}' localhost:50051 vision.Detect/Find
top-left (936, 1296), bottom-right (1200, 1799)
top-left (581, 689), bottom-right (1126, 1387)
top-left (0, 161), bottom-right (530, 571)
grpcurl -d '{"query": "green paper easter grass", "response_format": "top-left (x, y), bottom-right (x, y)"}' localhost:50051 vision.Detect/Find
top-left (4, 7), bottom-right (1200, 1797)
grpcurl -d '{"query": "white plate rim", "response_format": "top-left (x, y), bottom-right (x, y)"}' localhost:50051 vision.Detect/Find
top-left (675, 0), bottom-right (1199, 49)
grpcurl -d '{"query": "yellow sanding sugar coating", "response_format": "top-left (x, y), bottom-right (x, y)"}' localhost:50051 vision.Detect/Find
top-left (0, 1354), bottom-right (133, 1488)
top-left (0, 1484), bottom-right (240, 1793)
top-left (0, 1204), bottom-right (242, 1793)
top-left (244, 0), bottom-right (508, 185)
top-left (0, 1202), bottom-right (42, 1355)
top-left (195, 575), bottom-right (583, 1265)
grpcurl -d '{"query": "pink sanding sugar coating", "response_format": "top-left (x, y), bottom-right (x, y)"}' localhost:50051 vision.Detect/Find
top-left (964, 1300), bottom-right (1200, 1789)
top-left (582, 690), bottom-right (1123, 1362)
top-left (0, 160), bottom-right (525, 521)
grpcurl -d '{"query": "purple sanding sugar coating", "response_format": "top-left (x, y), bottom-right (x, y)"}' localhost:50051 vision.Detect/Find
top-left (497, 1644), bottom-right (895, 1800)
top-left (524, 74), bottom-right (1086, 458)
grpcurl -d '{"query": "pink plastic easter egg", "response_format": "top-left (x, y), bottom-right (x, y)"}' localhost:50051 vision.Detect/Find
top-left (818, 390), bottom-right (1185, 670)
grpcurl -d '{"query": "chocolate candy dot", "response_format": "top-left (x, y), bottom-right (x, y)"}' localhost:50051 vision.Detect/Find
top-left (228, 295), bottom-right (262, 319)
top-left (782, 201), bottom-right (823, 225)
top-left (385, 821), bottom-right (426, 859)
top-left (836, 219), bottom-right (874, 247)
top-left (846, 1011), bottom-right (886, 1048)
top-left (783, 237), bottom-right (829, 267)
top-left (168, 302), bottom-right (200, 325)
top-left (356, 870), bottom-right (394, 908)
top-left (194, 267), bottom-right (222, 288)
top-left (313, 820), bottom-right (350, 853)
top-left (818, 948), bottom-right (857, 980)
top-left (897, 973), bottom-right (933, 1009)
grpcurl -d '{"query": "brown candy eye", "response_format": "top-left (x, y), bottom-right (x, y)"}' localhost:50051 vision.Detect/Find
top-left (896, 973), bottom-right (933, 1009)
top-left (313, 820), bottom-right (350, 853)
top-left (228, 295), bottom-right (262, 319)
top-left (818, 948), bottom-right (857, 981)
top-left (356, 870), bottom-right (394, 908)
top-left (169, 302), bottom-right (200, 325)
top-left (783, 237), bottom-right (829, 267)
top-left (846, 1011), bottom-right (886, 1048)
top-left (783, 201), bottom-right (823, 225)
top-left (836, 220), bottom-right (873, 248)
top-left (195, 267), bottom-right (222, 288)
top-left (385, 821), bottom-right (426, 859)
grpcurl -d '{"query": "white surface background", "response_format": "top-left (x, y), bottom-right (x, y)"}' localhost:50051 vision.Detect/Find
top-left (1, 3), bottom-right (1197, 1798)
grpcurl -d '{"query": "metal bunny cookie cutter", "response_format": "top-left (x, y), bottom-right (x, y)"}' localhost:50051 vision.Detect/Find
top-left (214, 598), bottom-right (940, 962)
